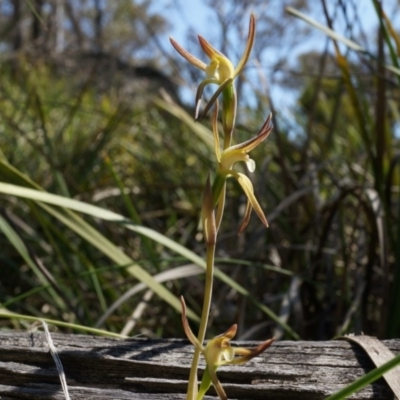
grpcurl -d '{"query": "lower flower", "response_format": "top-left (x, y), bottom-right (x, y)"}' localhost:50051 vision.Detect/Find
top-left (181, 296), bottom-right (275, 400)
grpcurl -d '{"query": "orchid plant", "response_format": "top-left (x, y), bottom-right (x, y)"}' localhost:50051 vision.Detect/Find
top-left (170, 13), bottom-right (274, 400)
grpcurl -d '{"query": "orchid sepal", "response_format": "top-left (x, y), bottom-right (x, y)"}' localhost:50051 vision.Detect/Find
top-left (234, 13), bottom-right (256, 77)
top-left (169, 37), bottom-right (206, 71)
top-left (222, 113), bottom-right (272, 156)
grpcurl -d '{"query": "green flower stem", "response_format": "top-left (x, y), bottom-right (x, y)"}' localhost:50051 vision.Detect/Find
top-left (222, 85), bottom-right (236, 148)
top-left (215, 183), bottom-right (226, 231)
top-left (186, 241), bottom-right (216, 400)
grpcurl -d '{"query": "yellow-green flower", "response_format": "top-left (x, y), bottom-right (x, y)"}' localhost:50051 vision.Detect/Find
top-left (170, 14), bottom-right (255, 144)
top-left (180, 296), bottom-right (274, 400)
top-left (212, 106), bottom-right (273, 233)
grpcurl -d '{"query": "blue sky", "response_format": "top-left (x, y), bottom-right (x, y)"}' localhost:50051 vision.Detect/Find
top-left (148, 0), bottom-right (400, 120)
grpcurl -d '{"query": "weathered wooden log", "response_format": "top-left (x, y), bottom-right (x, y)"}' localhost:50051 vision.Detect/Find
top-left (0, 331), bottom-right (399, 399)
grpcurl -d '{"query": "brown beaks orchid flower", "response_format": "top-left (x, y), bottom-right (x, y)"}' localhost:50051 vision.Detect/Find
top-left (181, 296), bottom-right (274, 400)
top-left (212, 105), bottom-right (273, 233)
top-left (170, 14), bottom-right (256, 145)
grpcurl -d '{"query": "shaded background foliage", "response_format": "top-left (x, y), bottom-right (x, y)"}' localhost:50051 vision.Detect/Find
top-left (0, 0), bottom-right (400, 341)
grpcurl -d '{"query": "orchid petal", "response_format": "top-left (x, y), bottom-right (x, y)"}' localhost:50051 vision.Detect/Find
top-left (218, 323), bottom-right (237, 340)
top-left (198, 35), bottom-right (225, 59)
top-left (234, 172), bottom-right (268, 228)
top-left (238, 199), bottom-right (252, 234)
top-left (169, 37), bottom-right (207, 71)
top-left (228, 338), bottom-right (275, 365)
top-left (197, 77), bottom-right (233, 121)
top-left (234, 13), bottom-right (256, 77)
top-left (195, 78), bottom-right (219, 120)
top-left (228, 113), bottom-right (272, 153)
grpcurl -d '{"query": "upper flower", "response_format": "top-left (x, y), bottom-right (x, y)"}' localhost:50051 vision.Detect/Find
top-left (180, 296), bottom-right (274, 400)
top-left (170, 14), bottom-right (255, 125)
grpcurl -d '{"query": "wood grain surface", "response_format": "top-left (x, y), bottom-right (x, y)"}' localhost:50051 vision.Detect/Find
top-left (0, 331), bottom-right (399, 399)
